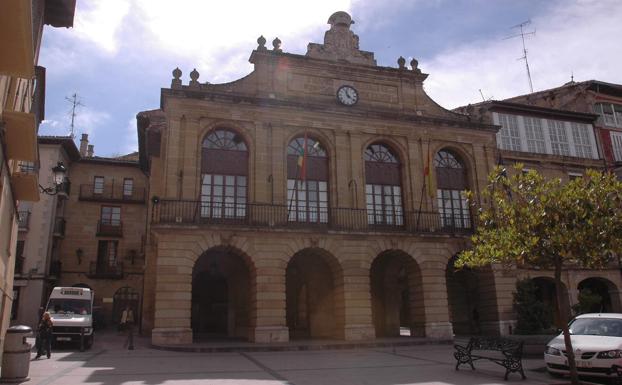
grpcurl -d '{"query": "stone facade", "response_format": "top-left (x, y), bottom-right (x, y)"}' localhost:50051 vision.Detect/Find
top-left (55, 148), bottom-right (148, 330)
top-left (138, 12), bottom-right (511, 345)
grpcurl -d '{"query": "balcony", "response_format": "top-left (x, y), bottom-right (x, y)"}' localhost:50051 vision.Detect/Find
top-left (11, 162), bottom-right (39, 201)
top-left (97, 221), bottom-right (123, 237)
top-left (87, 262), bottom-right (123, 279)
top-left (17, 211), bottom-right (30, 230)
top-left (79, 184), bottom-right (145, 204)
top-left (3, 110), bottom-right (37, 162)
top-left (152, 200), bottom-right (473, 235)
top-left (53, 217), bottom-right (66, 237)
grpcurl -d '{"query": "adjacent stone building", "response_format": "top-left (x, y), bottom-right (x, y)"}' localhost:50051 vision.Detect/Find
top-left (0, 0), bottom-right (75, 357)
top-left (504, 80), bottom-right (622, 177)
top-left (138, 12), bottom-right (517, 345)
top-left (12, 136), bottom-right (78, 330)
top-left (54, 135), bottom-right (148, 329)
top-left (455, 100), bottom-right (621, 327)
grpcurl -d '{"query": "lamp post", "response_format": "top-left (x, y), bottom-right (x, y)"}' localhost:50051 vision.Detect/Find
top-left (39, 162), bottom-right (67, 195)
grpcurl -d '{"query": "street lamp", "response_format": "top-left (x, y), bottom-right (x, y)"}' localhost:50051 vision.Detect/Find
top-left (39, 162), bottom-right (67, 195)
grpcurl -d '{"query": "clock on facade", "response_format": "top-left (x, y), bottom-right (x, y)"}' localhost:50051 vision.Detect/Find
top-left (337, 85), bottom-right (359, 106)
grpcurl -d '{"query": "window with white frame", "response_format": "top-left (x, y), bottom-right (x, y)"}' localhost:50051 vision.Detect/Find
top-left (524, 117), bottom-right (546, 153)
top-left (547, 120), bottom-right (571, 156)
top-left (498, 114), bottom-right (522, 151)
top-left (611, 131), bottom-right (622, 162)
top-left (571, 123), bottom-right (594, 159)
top-left (594, 103), bottom-right (622, 128)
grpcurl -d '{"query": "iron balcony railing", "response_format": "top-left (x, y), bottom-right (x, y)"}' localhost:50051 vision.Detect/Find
top-left (152, 200), bottom-right (473, 235)
top-left (96, 220), bottom-right (123, 237)
top-left (79, 184), bottom-right (146, 203)
top-left (53, 217), bottom-right (66, 237)
top-left (18, 211), bottom-right (30, 230)
top-left (87, 261), bottom-right (123, 279)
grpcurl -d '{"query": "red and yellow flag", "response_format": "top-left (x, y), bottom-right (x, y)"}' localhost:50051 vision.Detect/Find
top-left (297, 131), bottom-right (307, 181)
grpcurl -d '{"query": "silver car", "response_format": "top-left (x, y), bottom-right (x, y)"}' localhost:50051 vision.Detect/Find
top-left (544, 313), bottom-right (622, 378)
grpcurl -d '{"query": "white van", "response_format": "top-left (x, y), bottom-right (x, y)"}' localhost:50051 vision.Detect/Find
top-left (45, 287), bottom-right (94, 348)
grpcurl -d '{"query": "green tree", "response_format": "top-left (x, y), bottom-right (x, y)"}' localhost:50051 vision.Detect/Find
top-left (571, 288), bottom-right (603, 315)
top-left (456, 166), bottom-right (622, 385)
top-left (513, 279), bottom-right (552, 334)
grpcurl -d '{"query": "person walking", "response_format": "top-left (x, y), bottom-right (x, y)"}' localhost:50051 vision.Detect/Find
top-left (121, 305), bottom-right (135, 350)
top-left (35, 312), bottom-right (53, 359)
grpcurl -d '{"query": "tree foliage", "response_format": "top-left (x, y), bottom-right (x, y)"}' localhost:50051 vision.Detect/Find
top-left (457, 166), bottom-right (622, 269)
top-left (456, 165), bottom-right (622, 384)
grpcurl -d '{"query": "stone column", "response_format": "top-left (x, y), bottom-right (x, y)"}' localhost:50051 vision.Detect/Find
top-left (151, 241), bottom-right (194, 345)
top-left (341, 261), bottom-right (374, 341)
top-left (417, 260), bottom-right (453, 339)
top-left (251, 256), bottom-right (289, 343)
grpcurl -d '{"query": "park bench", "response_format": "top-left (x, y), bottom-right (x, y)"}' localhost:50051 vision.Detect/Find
top-left (454, 337), bottom-right (526, 380)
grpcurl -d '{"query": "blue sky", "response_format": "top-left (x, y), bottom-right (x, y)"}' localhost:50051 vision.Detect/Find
top-left (38, 0), bottom-right (622, 157)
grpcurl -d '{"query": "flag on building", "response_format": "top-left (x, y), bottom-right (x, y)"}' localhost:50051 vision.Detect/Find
top-left (297, 132), bottom-right (308, 181)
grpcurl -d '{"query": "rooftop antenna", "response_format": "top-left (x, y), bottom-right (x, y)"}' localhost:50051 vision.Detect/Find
top-left (478, 89), bottom-right (493, 102)
top-left (65, 93), bottom-right (84, 139)
top-left (503, 20), bottom-right (536, 93)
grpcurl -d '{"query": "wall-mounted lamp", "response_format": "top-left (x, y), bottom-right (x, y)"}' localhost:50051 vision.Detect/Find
top-left (39, 162), bottom-right (67, 195)
top-left (75, 248), bottom-right (83, 265)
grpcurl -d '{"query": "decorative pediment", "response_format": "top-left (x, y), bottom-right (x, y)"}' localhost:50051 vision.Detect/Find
top-left (306, 11), bottom-right (376, 66)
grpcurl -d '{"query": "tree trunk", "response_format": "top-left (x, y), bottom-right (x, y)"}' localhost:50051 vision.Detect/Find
top-left (554, 259), bottom-right (579, 385)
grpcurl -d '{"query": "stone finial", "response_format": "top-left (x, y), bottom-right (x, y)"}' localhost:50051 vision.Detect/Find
top-left (272, 37), bottom-right (282, 52)
top-left (397, 56), bottom-right (406, 69)
top-left (189, 68), bottom-right (200, 88)
top-left (171, 67), bottom-right (182, 88)
top-left (328, 11), bottom-right (353, 27)
top-left (257, 35), bottom-right (267, 50)
top-left (410, 58), bottom-right (421, 73)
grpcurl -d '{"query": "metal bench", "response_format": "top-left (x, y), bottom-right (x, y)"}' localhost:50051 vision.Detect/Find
top-left (454, 337), bottom-right (526, 380)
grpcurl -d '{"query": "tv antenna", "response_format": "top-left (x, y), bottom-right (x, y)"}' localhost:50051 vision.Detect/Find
top-left (65, 93), bottom-right (84, 139)
top-left (504, 20), bottom-right (536, 93)
top-left (479, 89), bottom-right (492, 102)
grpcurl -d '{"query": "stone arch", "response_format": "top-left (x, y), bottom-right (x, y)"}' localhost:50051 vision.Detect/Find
top-left (191, 245), bottom-right (257, 340)
top-left (112, 286), bottom-right (140, 327)
top-left (370, 249), bottom-right (423, 337)
top-left (198, 119), bottom-right (254, 155)
top-left (445, 255), bottom-right (482, 335)
top-left (431, 143), bottom-right (477, 181)
top-left (285, 247), bottom-right (345, 339)
top-left (577, 277), bottom-right (621, 313)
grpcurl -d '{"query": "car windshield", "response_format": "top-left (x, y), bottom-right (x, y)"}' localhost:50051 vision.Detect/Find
top-left (569, 318), bottom-right (622, 337)
top-left (47, 299), bottom-right (92, 315)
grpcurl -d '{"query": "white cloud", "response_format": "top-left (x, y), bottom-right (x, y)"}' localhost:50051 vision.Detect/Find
top-left (39, 107), bottom-right (111, 138)
top-left (123, 116), bottom-right (138, 155)
top-left (73, 0), bottom-right (130, 54)
top-left (423, 0), bottom-right (622, 109)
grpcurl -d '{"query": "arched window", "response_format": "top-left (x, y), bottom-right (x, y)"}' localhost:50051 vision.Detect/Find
top-left (434, 150), bottom-right (471, 229)
top-left (200, 129), bottom-right (248, 219)
top-left (364, 143), bottom-right (403, 226)
top-left (286, 135), bottom-right (328, 223)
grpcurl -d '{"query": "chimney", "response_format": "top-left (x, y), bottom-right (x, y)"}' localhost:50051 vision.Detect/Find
top-left (87, 144), bottom-right (94, 158)
top-left (79, 134), bottom-right (89, 156)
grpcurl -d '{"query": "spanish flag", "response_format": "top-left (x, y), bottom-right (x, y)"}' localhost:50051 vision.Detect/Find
top-left (297, 132), bottom-right (307, 181)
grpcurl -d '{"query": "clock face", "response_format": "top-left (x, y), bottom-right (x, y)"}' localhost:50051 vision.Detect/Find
top-left (337, 85), bottom-right (359, 106)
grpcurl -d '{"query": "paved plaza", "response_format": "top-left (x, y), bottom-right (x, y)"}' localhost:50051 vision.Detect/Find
top-left (19, 331), bottom-right (568, 385)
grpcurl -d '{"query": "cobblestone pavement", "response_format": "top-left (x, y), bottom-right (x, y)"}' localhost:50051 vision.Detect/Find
top-left (21, 331), bottom-right (563, 385)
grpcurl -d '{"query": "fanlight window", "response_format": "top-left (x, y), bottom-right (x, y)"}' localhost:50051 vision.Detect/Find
top-left (364, 143), bottom-right (403, 226)
top-left (434, 150), bottom-right (470, 229)
top-left (286, 136), bottom-right (329, 223)
top-left (200, 129), bottom-right (248, 219)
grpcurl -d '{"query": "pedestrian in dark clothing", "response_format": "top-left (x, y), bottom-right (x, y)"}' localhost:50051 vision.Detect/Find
top-left (35, 312), bottom-right (53, 359)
